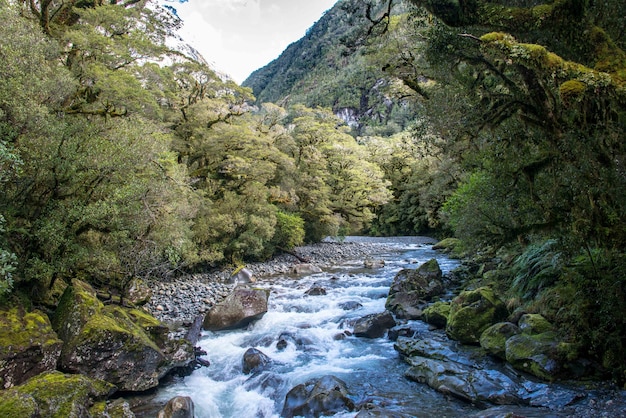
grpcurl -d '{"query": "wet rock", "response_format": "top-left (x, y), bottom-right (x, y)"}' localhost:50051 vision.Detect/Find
top-left (480, 322), bottom-right (521, 360)
top-left (157, 396), bottom-right (194, 418)
top-left (353, 311), bottom-right (396, 339)
top-left (386, 259), bottom-right (444, 319)
top-left (364, 259), bottom-right (385, 268)
top-left (404, 356), bottom-right (523, 406)
top-left (356, 405), bottom-right (405, 417)
top-left (126, 277), bottom-right (152, 306)
top-left (52, 280), bottom-right (193, 392)
top-left (0, 307), bottom-right (63, 389)
top-left (242, 348), bottom-right (272, 374)
top-left (446, 287), bottom-right (508, 344)
top-left (292, 264), bottom-right (323, 275)
top-left (469, 405), bottom-right (554, 417)
top-left (203, 286), bottom-right (269, 331)
top-left (339, 301), bottom-right (363, 311)
top-left (281, 375), bottom-right (355, 418)
top-left (394, 336), bottom-right (473, 366)
top-left (423, 301), bottom-right (451, 329)
top-left (305, 284), bottom-right (327, 296)
top-left (0, 371), bottom-right (116, 418)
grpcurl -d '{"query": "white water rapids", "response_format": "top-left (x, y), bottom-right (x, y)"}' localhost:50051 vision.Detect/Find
top-left (147, 238), bottom-right (480, 417)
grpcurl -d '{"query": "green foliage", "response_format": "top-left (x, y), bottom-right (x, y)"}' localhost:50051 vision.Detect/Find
top-left (511, 240), bottom-right (562, 299)
top-left (272, 211), bottom-right (305, 251)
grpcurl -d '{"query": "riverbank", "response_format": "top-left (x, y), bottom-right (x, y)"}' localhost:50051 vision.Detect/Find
top-left (145, 237), bottom-right (435, 326)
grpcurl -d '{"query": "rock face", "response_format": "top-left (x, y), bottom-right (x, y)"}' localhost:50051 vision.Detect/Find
top-left (157, 396), bottom-right (195, 418)
top-left (0, 371), bottom-right (118, 418)
top-left (353, 311), bottom-right (396, 338)
top-left (203, 286), bottom-right (269, 331)
top-left (242, 348), bottom-right (272, 374)
top-left (281, 375), bottom-right (355, 418)
top-left (446, 287), bottom-right (508, 344)
top-left (0, 307), bottom-right (63, 389)
top-left (52, 279), bottom-right (193, 392)
top-left (385, 259), bottom-right (444, 319)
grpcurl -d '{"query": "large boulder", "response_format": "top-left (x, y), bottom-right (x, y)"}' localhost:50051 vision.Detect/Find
top-left (518, 313), bottom-right (554, 335)
top-left (242, 348), bottom-right (272, 374)
top-left (385, 259), bottom-right (444, 319)
top-left (480, 322), bottom-right (521, 360)
top-left (0, 307), bottom-right (63, 389)
top-left (157, 396), bottom-right (194, 418)
top-left (292, 264), bottom-right (322, 275)
top-left (281, 375), bottom-right (355, 418)
top-left (446, 287), bottom-right (508, 344)
top-left (203, 286), bottom-right (269, 331)
top-left (423, 301), bottom-right (451, 329)
top-left (505, 331), bottom-right (576, 381)
top-left (353, 311), bottom-right (396, 339)
top-left (0, 371), bottom-right (118, 418)
top-left (125, 277), bottom-right (152, 306)
top-left (52, 280), bottom-right (193, 392)
top-left (404, 356), bottom-right (523, 406)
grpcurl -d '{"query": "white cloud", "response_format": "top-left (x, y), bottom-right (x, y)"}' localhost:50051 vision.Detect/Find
top-left (160, 0), bottom-right (337, 83)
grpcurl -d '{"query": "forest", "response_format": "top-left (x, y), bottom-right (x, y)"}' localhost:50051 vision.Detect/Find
top-left (1, 0), bottom-right (625, 384)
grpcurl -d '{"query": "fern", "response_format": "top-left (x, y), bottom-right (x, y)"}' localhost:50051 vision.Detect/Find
top-left (511, 239), bottom-right (562, 300)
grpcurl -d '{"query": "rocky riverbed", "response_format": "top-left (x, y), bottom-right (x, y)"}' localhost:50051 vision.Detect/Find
top-left (145, 239), bottom-right (420, 326)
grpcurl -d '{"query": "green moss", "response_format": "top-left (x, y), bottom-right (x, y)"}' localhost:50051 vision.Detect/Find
top-left (480, 32), bottom-right (513, 43)
top-left (432, 238), bottom-right (467, 258)
top-left (446, 287), bottom-right (508, 344)
top-left (559, 79), bottom-right (586, 103)
top-left (0, 307), bottom-right (61, 356)
top-left (423, 301), bottom-right (450, 328)
top-left (0, 390), bottom-right (38, 418)
top-left (518, 313), bottom-right (554, 335)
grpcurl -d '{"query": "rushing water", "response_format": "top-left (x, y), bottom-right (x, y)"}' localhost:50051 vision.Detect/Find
top-left (146, 238), bottom-right (481, 417)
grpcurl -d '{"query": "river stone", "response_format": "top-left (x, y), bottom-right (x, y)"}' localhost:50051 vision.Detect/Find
top-left (480, 322), bottom-right (521, 360)
top-left (203, 286), bottom-right (269, 331)
top-left (52, 279), bottom-right (193, 392)
top-left (446, 287), bottom-right (508, 344)
top-left (305, 284), bottom-right (327, 296)
top-left (157, 396), bottom-right (195, 418)
top-left (385, 259), bottom-right (444, 319)
top-left (281, 375), bottom-right (355, 418)
top-left (125, 277), bottom-right (152, 305)
top-left (292, 263), bottom-right (323, 275)
top-left (353, 311), bottom-right (396, 338)
top-left (229, 267), bottom-right (254, 284)
top-left (505, 332), bottom-right (564, 381)
top-left (423, 301), bottom-right (451, 329)
top-left (242, 347), bottom-right (272, 374)
top-left (0, 306), bottom-right (63, 389)
top-left (518, 313), bottom-right (554, 335)
top-left (404, 355), bottom-right (523, 406)
top-left (0, 371), bottom-right (116, 418)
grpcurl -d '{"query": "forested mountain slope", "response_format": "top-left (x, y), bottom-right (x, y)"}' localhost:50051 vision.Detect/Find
top-left (243, 0), bottom-right (418, 136)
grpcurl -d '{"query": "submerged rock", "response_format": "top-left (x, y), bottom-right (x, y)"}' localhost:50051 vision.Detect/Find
top-left (446, 287), bottom-right (508, 344)
top-left (386, 259), bottom-right (444, 319)
top-left (203, 286), bottom-right (269, 331)
top-left (157, 396), bottom-right (194, 418)
top-left (281, 375), bottom-right (355, 418)
top-left (0, 307), bottom-right (63, 389)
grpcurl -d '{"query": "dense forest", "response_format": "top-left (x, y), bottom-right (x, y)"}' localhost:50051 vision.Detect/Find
top-left (1, 0), bottom-right (626, 384)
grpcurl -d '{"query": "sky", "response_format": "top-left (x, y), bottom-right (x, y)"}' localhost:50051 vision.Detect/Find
top-left (160, 0), bottom-right (338, 83)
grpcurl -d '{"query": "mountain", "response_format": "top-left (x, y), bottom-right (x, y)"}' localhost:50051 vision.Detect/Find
top-left (242, 0), bottom-right (417, 136)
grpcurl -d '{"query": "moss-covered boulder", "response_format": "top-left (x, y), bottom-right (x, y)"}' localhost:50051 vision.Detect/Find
top-left (479, 322), bottom-right (521, 360)
top-left (53, 280), bottom-right (193, 392)
top-left (0, 306), bottom-right (63, 389)
top-left (432, 238), bottom-right (467, 258)
top-left (505, 332), bottom-right (563, 380)
top-left (423, 301), bottom-right (451, 329)
top-left (518, 313), bottom-right (554, 335)
top-left (446, 287), bottom-right (508, 344)
top-left (0, 371), bottom-right (117, 418)
top-left (386, 259), bottom-right (444, 319)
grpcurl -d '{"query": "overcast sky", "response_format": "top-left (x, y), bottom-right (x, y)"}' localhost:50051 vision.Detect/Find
top-left (160, 0), bottom-right (338, 83)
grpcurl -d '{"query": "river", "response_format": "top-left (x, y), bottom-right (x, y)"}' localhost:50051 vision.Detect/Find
top-left (136, 237), bottom-right (626, 417)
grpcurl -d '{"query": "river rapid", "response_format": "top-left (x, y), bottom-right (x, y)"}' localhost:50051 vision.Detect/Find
top-left (136, 237), bottom-right (626, 418)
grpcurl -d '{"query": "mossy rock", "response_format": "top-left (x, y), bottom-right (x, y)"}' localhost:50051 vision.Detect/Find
top-left (0, 371), bottom-right (115, 418)
top-left (423, 301), bottom-right (451, 329)
top-left (505, 332), bottom-right (562, 381)
top-left (0, 306), bottom-right (63, 388)
top-left (479, 322), bottom-right (521, 360)
top-left (446, 287), bottom-right (509, 344)
top-left (386, 259), bottom-right (444, 319)
top-left (518, 314), bottom-right (554, 335)
top-left (53, 280), bottom-right (192, 392)
top-left (432, 238), bottom-right (467, 258)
